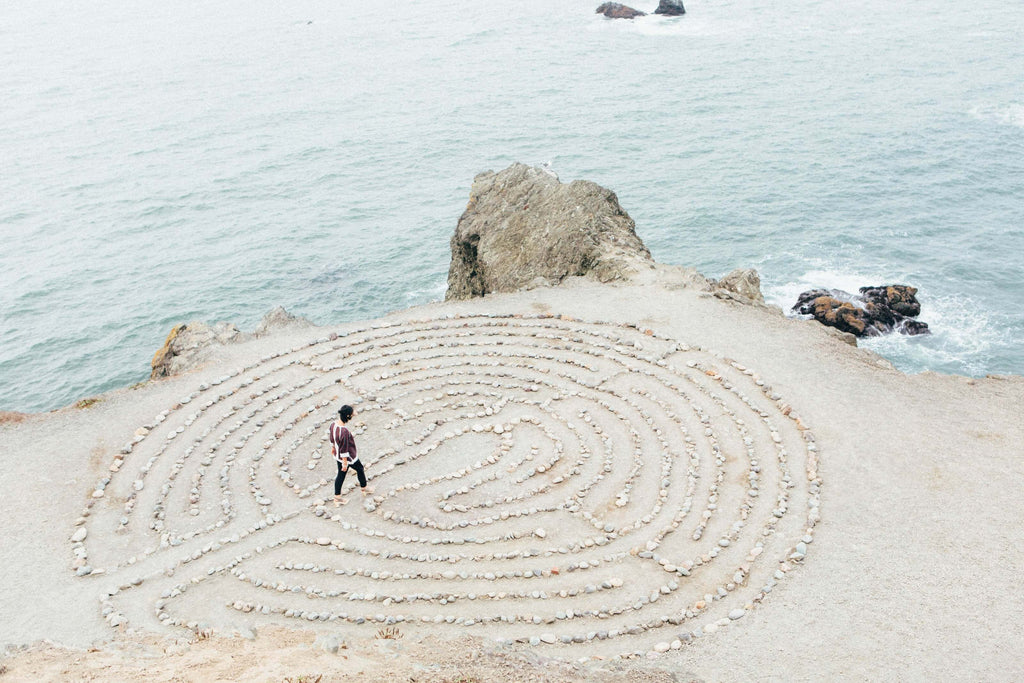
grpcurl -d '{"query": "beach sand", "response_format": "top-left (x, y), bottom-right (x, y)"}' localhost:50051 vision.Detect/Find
top-left (2, 267), bottom-right (1022, 682)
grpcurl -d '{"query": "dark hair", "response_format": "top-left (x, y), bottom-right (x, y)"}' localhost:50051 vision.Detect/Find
top-left (338, 405), bottom-right (354, 423)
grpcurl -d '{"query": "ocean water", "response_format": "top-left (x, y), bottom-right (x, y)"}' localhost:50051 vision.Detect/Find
top-left (1, 0), bottom-right (1022, 413)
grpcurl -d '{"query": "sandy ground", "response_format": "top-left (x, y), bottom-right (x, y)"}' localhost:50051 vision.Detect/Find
top-left (0, 628), bottom-right (695, 682)
top-left (2, 266), bottom-right (1023, 682)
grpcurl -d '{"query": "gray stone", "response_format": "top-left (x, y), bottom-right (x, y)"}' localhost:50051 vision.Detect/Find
top-left (254, 306), bottom-right (313, 337)
top-left (712, 268), bottom-right (764, 303)
top-left (596, 2), bottom-right (646, 19)
top-left (654, 0), bottom-right (686, 15)
top-left (314, 634), bottom-right (343, 653)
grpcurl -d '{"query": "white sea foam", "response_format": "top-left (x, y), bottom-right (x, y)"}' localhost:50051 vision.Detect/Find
top-left (630, 15), bottom-right (723, 38)
top-left (968, 103), bottom-right (1024, 129)
top-left (884, 293), bottom-right (1010, 376)
top-left (403, 280), bottom-right (448, 302)
top-left (764, 268), bottom-right (892, 314)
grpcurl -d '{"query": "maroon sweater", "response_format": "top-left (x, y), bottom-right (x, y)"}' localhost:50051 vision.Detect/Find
top-left (328, 421), bottom-right (358, 463)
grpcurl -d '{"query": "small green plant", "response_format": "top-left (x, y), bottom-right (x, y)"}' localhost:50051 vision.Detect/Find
top-left (74, 397), bottom-right (102, 409)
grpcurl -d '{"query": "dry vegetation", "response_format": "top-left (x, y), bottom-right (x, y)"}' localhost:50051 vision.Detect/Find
top-left (74, 397), bottom-right (102, 409)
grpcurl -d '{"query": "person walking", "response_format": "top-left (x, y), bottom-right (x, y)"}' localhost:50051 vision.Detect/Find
top-left (328, 404), bottom-right (372, 506)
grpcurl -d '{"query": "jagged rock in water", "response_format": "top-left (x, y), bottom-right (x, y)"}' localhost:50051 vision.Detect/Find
top-left (445, 163), bottom-right (654, 300)
top-left (712, 268), bottom-right (764, 303)
top-left (151, 321), bottom-right (247, 379)
top-left (255, 306), bottom-right (313, 337)
top-left (596, 2), bottom-right (646, 19)
top-left (654, 0), bottom-right (686, 16)
top-left (795, 295), bottom-right (873, 337)
top-left (793, 285), bottom-right (930, 337)
top-left (860, 285), bottom-right (922, 318)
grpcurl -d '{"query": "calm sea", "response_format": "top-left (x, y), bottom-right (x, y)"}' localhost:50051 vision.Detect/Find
top-left (2, 0), bottom-right (1022, 412)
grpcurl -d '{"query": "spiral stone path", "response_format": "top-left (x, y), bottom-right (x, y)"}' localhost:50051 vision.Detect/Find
top-left (70, 313), bottom-right (822, 658)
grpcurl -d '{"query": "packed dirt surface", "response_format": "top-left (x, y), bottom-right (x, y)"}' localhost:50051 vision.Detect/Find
top-left (3, 268), bottom-right (1023, 682)
top-left (1, 628), bottom-right (699, 682)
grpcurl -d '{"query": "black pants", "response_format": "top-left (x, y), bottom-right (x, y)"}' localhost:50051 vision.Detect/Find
top-left (335, 459), bottom-right (367, 495)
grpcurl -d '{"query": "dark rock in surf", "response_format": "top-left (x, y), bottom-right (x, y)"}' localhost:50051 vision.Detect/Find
top-left (794, 294), bottom-right (873, 337)
top-left (596, 3), bottom-right (646, 19)
top-left (793, 285), bottom-right (930, 337)
top-left (860, 285), bottom-right (922, 318)
top-left (654, 0), bottom-right (686, 16)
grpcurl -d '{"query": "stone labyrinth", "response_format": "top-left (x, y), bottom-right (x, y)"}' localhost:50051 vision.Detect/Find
top-left (72, 313), bottom-right (822, 657)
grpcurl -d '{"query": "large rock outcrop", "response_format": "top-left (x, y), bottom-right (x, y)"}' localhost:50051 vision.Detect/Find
top-left (151, 307), bottom-right (312, 379)
top-left (445, 163), bottom-right (654, 300)
top-left (793, 285), bottom-right (930, 337)
top-left (596, 3), bottom-right (646, 19)
top-left (654, 0), bottom-right (686, 16)
top-left (150, 321), bottom-right (245, 379)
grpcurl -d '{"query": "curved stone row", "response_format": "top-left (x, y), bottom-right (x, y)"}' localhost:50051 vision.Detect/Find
top-left (72, 314), bottom-right (822, 658)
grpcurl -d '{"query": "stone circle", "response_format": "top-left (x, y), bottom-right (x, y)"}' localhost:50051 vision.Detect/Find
top-left (72, 313), bottom-right (822, 658)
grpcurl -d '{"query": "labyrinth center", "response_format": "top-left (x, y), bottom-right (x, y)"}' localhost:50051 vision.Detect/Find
top-left (76, 314), bottom-right (822, 654)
